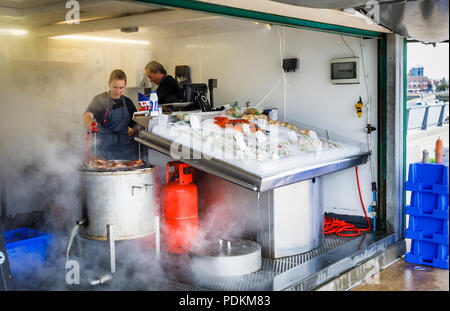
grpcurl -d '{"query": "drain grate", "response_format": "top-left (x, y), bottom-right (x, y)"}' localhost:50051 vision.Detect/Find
top-left (191, 270), bottom-right (276, 291)
top-left (185, 234), bottom-right (359, 291)
top-left (264, 234), bottom-right (359, 274)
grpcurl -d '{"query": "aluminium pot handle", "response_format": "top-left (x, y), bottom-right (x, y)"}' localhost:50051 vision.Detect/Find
top-left (131, 184), bottom-right (153, 196)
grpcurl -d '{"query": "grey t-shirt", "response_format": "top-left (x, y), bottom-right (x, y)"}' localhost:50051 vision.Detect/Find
top-left (85, 92), bottom-right (137, 128)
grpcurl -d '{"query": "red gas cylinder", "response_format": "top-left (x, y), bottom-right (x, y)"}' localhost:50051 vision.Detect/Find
top-left (161, 161), bottom-right (198, 254)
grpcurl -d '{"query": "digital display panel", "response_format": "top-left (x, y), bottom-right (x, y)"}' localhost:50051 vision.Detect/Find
top-left (331, 62), bottom-right (357, 80)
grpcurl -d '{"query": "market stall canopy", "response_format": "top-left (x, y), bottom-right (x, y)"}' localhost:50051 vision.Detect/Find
top-left (0, 0), bottom-right (390, 39)
top-left (4, 0), bottom-right (446, 42)
top-left (157, 0), bottom-right (391, 35)
top-left (272, 0), bottom-right (450, 43)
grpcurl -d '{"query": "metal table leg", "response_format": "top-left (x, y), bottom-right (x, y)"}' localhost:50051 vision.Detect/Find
top-left (107, 224), bottom-right (116, 273)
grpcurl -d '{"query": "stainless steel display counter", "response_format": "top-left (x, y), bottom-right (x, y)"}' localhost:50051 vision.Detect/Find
top-left (134, 114), bottom-right (369, 258)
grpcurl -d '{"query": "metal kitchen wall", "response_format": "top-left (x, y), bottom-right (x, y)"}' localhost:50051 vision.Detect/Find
top-left (134, 0), bottom-right (409, 238)
top-left (149, 19), bottom-right (379, 218)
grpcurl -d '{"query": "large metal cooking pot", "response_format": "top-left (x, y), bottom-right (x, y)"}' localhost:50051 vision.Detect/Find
top-left (78, 161), bottom-right (156, 241)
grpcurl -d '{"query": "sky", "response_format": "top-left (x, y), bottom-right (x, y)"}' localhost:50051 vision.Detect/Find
top-left (407, 42), bottom-right (449, 81)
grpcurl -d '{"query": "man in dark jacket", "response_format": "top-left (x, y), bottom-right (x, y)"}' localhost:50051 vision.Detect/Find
top-left (145, 61), bottom-right (181, 105)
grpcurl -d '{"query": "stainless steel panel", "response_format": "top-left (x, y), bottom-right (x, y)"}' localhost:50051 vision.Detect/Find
top-left (272, 0), bottom-right (449, 42)
top-left (385, 34), bottom-right (406, 238)
top-left (196, 171), bottom-right (260, 241)
top-left (197, 171), bottom-right (323, 259)
top-left (79, 167), bottom-right (156, 241)
top-left (260, 178), bottom-right (324, 258)
top-left (258, 154), bottom-right (368, 191)
top-left (377, 0), bottom-right (449, 43)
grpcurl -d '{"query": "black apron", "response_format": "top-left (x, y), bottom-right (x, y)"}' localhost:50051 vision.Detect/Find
top-left (97, 95), bottom-right (132, 160)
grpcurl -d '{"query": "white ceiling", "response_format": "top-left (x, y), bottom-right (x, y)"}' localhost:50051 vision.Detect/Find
top-left (0, 0), bottom-right (163, 27)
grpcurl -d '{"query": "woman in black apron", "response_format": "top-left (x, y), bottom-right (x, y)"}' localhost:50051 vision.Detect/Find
top-left (83, 69), bottom-right (137, 160)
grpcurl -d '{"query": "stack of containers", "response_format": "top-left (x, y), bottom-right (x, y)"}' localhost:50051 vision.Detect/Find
top-left (405, 162), bottom-right (449, 269)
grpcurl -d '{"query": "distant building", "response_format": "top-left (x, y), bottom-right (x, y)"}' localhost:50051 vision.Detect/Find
top-left (407, 66), bottom-right (432, 93)
top-left (409, 66), bottom-right (424, 77)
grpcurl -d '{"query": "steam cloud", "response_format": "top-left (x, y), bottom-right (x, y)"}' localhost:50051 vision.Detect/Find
top-left (0, 37), bottom-right (168, 290)
top-left (0, 36), bottom-right (256, 291)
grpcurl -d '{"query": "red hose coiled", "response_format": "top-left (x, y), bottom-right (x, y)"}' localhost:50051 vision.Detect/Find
top-left (324, 166), bottom-right (372, 237)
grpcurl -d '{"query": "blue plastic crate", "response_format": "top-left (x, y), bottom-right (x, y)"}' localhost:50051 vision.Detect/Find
top-left (406, 190), bottom-right (449, 215)
top-left (406, 239), bottom-right (449, 269)
top-left (406, 228), bottom-right (448, 245)
top-left (405, 163), bottom-right (449, 269)
top-left (4, 228), bottom-right (52, 278)
top-left (406, 205), bottom-right (448, 221)
top-left (406, 216), bottom-right (448, 241)
top-left (407, 163), bottom-right (449, 188)
top-left (406, 204), bottom-right (448, 237)
top-left (405, 181), bottom-right (450, 195)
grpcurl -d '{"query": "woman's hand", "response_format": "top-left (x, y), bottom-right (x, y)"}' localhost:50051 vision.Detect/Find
top-left (83, 112), bottom-right (94, 132)
top-left (129, 124), bottom-right (141, 136)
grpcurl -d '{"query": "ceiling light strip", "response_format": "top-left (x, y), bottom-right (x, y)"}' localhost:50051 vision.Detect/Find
top-left (50, 35), bottom-right (149, 45)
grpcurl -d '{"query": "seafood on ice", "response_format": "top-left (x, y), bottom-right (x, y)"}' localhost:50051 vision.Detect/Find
top-left (153, 114), bottom-right (345, 161)
top-left (84, 158), bottom-right (144, 169)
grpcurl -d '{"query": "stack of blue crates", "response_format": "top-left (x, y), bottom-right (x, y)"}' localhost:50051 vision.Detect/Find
top-left (405, 162), bottom-right (449, 269)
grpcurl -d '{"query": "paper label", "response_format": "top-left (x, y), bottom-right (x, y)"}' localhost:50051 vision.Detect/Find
top-left (158, 114), bottom-right (168, 126)
top-left (309, 130), bottom-right (318, 140)
top-left (190, 115), bottom-right (201, 129)
top-left (234, 132), bottom-right (247, 150)
top-left (288, 130), bottom-right (298, 143)
top-left (242, 123), bottom-right (251, 135)
top-left (255, 130), bottom-right (266, 142)
top-left (258, 118), bottom-right (267, 131)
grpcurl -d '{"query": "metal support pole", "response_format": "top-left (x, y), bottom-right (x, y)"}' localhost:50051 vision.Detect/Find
top-left (107, 224), bottom-right (116, 273)
top-left (406, 108), bottom-right (410, 131)
top-left (421, 106), bottom-right (430, 130)
top-left (437, 104), bottom-right (445, 127)
top-left (385, 33), bottom-right (405, 238)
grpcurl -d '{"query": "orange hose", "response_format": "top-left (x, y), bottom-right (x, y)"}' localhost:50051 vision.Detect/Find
top-left (324, 166), bottom-right (372, 237)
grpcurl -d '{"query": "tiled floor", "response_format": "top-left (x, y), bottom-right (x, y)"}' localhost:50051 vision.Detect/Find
top-left (352, 255), bottom-right (449, 291)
